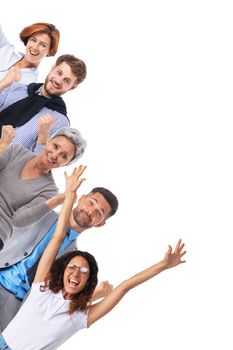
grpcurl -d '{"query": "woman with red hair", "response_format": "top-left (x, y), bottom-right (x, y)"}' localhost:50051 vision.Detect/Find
top-left (0, 22), bottom-right (60, 84)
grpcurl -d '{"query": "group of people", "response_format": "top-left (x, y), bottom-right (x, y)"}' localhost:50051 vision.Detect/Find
top-left (0, 22), bottom-right (186, 350)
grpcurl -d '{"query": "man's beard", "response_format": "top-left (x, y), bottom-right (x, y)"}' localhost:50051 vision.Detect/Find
top-left (43, 77), bottom-right (62, 97)
top-left (73, 209), bottom-right (92, 228)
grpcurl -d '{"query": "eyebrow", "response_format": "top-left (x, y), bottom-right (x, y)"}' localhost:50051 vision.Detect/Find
top-left (53, 142), bottom-right (69, 156)
top-left (91, 197), bottom-right (105, 215)
top-left (30, 36), bottom-right (48, 45)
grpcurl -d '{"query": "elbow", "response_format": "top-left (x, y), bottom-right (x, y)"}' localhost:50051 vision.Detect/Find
top-left (12, 217), bottom-right (29, 228)
top-left (117, 280), bottom-right (131, 295)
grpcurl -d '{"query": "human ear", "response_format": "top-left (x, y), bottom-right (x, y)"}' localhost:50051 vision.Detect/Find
top-left (95, 220), bottom-right (106, 228)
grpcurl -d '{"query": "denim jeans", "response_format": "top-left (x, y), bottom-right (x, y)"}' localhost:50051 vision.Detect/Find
top-left (0, 334), bottom-right (12, 350)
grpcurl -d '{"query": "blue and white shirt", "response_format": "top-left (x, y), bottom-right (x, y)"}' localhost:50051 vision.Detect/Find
top-left (0, 221), bottom-right (80, 300)
top-left (0, 82), bottom-right (69, 151)
top-left (0, 24), bottom-right (38, 84)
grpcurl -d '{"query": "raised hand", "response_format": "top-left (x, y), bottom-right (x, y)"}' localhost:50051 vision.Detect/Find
top-left (92, 281), bottom-right (114, 301)
top-left (37, 114), bottom-right (55, 145)
top-left (0, 125), bottom-right (15, 145)
top-left (64, 165), bottom-right (87, 194)
top-left (163, 239), bottom-right (186, 269)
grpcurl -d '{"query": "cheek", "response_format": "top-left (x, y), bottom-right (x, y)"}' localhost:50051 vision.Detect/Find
top-left (41, 46), bottom-right (50, 55)
top-left (63, 270), bottom-right (70, 282)
top-left (25, 44), bottom-right (31, 52)
top-left (60, 158), bottom-right (71, 167)
top-left (81, 275), bottom-right (89, 287)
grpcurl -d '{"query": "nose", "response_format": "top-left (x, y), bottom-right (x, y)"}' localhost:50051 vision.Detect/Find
top-left (72, 267), bottom-right (81, 277)
top-left (51, 151), bottom-right (59, 160)
top-left (31, 42), bottom-right (39, 52)
top-left (56, 76), bottom-right (63, 85)
top-left (92, 208), bottom-right (99, 217)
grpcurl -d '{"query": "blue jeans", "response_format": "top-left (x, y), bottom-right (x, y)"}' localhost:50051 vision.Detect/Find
top-left (0, 334), bottom-right (11, 350)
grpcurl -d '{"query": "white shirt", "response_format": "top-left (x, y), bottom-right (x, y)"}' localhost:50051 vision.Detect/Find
top-left (3, 283), bottom-right (88, 350)
top-left (0, 25), bottom-right (38, 84)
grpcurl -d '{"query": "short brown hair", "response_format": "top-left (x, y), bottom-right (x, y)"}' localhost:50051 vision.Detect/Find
top-left (19, 22), bottom-right (60, 56)
top-left (55, 54), bottom-right (87, 85)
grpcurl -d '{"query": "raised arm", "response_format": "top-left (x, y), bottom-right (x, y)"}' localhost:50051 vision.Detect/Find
top-left (34, 165), bottom-right (86, 283)
top-left (36, 114), bottom-right (55, 146)
top-left (92, 281), bottom-right (113, 302)
top-left (0, 24), bottom-right (9, 49)
top-left (12, 191), bottom-right (62, 227)
top-left (0, 66), bottom-right (21, 92)
top-left (0, 125), bottom-right (15, 154)
top-left (88, 239), bottom-right (186, 326)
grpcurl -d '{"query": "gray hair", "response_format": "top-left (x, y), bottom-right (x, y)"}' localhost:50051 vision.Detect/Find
top-left (49, 127), bottom-right (87, 164)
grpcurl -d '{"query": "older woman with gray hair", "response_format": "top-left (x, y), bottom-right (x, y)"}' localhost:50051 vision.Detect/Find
top-left (0, 124), bottom-right (86, 251)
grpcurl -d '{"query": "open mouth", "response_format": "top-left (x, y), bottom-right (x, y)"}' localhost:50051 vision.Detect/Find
top-left (46, 156), bottom-right (56, 164)
top-left (29, 50), bottom-right (38, 56)
top-left (68, 278), bottom-right (80, 288)
top-left (50, 80), bottom-right (60, 89)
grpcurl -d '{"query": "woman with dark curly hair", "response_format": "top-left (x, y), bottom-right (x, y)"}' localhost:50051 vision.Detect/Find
top-left (0, 22), bottom-right (60, 84)
top-left (0, 167), bottom-right (186, 350)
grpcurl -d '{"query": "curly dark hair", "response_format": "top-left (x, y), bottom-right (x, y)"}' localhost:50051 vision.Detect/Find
top-left (40, 251), bottom-right (98, 314)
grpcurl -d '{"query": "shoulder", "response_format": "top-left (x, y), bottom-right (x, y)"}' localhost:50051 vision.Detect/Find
top-left (0, 26), bottom-right (22, 70)
top-left (18, 67), bottom-right (39, 85)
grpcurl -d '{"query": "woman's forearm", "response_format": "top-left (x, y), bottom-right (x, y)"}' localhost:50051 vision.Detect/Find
top-left (0, 67), bottom-right (21, 92)
top-left (88, 240), bottom-right (186, 326)
top-left (46, 193), bottom-right (65, 210)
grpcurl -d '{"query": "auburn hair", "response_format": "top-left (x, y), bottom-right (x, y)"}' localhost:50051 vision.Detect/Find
top-left (19, 22), bottom-right (60, 56)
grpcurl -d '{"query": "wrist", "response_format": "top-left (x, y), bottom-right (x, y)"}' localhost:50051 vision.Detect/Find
top-left (46, 195), bottom-right (62, 210)
top-left (65, 191), bottom-right (76, 200)
top-left (0, 140), bottom-right (11, 148)
top-left (159, 259), bottom-right (169, 270)
top-left (37, 136), bottom-right (48, 145)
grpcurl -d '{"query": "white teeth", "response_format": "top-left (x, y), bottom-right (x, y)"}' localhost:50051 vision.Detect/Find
top-left (30, 50), bottom-right (38, 56)
top-left (51, 81), bottom-right (59, 89)
top-left (47, 156), bottom-right (55, 163)
top-left (69, 278), bottom-right (79, 286)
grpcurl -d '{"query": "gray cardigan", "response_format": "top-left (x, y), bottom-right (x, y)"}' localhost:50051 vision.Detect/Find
top-left (0, 144), bottom-right (58, 247)
top-left (0, 210), bottom-right (77, 268)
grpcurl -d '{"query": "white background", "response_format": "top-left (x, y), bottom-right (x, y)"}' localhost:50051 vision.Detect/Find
top-left (2, 1), bottom-right (233, 349)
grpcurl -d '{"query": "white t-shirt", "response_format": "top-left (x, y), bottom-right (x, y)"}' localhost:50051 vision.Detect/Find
top-left (3, 282), bottom-right (88, 350)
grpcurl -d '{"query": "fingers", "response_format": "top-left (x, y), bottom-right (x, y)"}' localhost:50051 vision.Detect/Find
top-left (100, 281), bottom-right (113, 295)
top-left (78, 178), bottom-right (86, 186)
top-left (66, 165), bottom-right (87, 178)
top-left (76, 165), bottom-right (87, 177)
top-left (166, 239), bottom-right (187, 259)
top-left (64, 166), bottom-right (87, 193)
top-left (174, 239), bottom-right (185, 254)
top-left (164, 245), bottom-right (172, 259)
top-left (175, 239), bottom-right (182, 252)
top-left (1, 125), bottom-right (15, 143)
top-left (180, 250), bottom-right (187, 261)
top-left (38, 114), bottom-right (54, 127)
